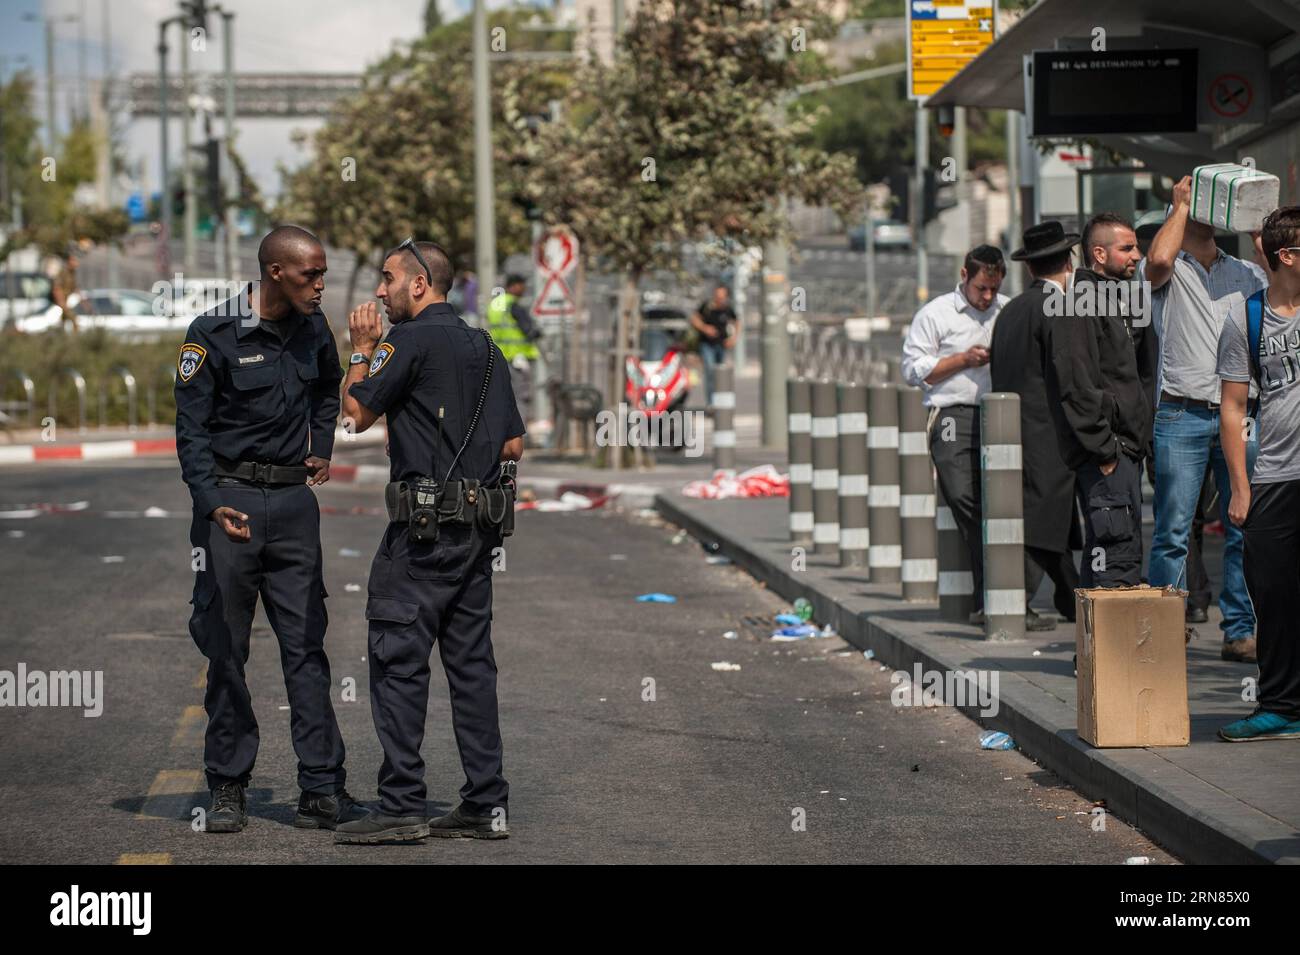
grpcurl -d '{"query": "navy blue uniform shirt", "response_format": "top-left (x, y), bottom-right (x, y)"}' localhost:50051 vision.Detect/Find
top-left (174, 293), bottom-right (342, 517)
top-left (347, 301), bottom-right (525, 485)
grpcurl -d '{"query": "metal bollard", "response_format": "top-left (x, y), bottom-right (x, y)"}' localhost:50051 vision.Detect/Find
top-left (980, 392), bottom-right (1026, 641)
top-left (787, 377), bottom-right (813, 544)
top-left (47, 368), bottom-right (87, 434)
top-left (837, 382), bottom-right (869, 570)
top-left (867, 384), bottom-right (901, 584)
top-left (899, 387), bottom-right (937, 601)
top-left (6, 369), bottom-right (36, 428)
top-left (811, 380), bottom-right (840, 559)
top-left (712, 364), bottom-right (735, 470)
top-left (936, 481), bottom-right (975, 622)
top-left (98, 366), bottom-right (138, 432)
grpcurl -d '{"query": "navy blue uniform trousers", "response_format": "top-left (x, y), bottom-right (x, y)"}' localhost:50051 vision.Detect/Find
top-left (365, 520), bottom-right (508, 817)
top-left (188, 480), bottom-right (346, 793)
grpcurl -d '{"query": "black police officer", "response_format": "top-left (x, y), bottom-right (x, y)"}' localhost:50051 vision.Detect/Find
top-left (175, 225), bottom-right (363, 834)
top-left (334, 240), bottom-right (524, 844)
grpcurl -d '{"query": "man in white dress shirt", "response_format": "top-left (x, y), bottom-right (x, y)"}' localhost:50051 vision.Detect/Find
top-left (902, 245), bottom-right (1010, 624)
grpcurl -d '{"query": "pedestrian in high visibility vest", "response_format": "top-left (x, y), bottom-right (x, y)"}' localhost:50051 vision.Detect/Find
top-left (487, 275), bottom-right (542, 428)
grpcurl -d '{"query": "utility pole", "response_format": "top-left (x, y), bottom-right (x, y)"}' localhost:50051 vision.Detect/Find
top-left (77, 0), bottom-right (87, 123)
top-left (180, 15), bottom-right (196, 274)
top-left (472, 0), bottom-right (495, 324)
top-left (158, 19), bottom-right (174, 272)
top-left (1005, 109), bottom-right (1021, 295)
top-left (220, 8), bottom-right (238, 281)
top-left (760, 0), bottom-right (790, 451)
top-left (913, 102), bottom-right (929, 307)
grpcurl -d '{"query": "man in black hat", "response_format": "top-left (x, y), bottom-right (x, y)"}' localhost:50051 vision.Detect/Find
top-left (989, 221), bottom-right (1082, 627)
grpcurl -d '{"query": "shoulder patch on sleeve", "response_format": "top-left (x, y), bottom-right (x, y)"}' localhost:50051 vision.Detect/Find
top-left (368, 341), bottom-right (396, 377)
top-left (177, 343), bottom-right (207, 382)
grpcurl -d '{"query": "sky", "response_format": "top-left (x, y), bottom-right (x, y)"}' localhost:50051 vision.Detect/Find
top-left (0, 0), bottom-right (553, 202)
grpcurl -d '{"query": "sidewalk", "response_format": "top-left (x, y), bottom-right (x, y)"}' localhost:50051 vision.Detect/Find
top-left (652, 491), bottom-right (1300, 865)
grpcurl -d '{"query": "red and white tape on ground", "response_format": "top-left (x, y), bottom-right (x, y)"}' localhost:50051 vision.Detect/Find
top-left (681, 465), bottom-right (789, 500)
top-left (0, 427), bottom-right (386, 468)
top-left (0, 439), bottom-right (177, 466)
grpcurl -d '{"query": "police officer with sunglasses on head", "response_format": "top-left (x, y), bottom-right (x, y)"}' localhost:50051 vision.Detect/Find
top-left (334, 239), bottom-right (525, 844)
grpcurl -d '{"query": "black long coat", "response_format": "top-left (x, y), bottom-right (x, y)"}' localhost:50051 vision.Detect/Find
top-left (989, 279), bottom-right (1077, 554)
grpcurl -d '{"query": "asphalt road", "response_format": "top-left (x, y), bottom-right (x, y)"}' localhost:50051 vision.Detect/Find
top-left (0, 458), bottom-right (1175, 863)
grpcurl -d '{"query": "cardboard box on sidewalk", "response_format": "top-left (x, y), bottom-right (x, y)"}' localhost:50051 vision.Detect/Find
top-left (1076, 585), bottom-right (1189, 748)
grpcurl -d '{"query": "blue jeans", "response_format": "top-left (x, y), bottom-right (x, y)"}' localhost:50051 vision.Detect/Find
top-left (699, 340), bottom-right (727, 405)
top-left (1148, 400), bottom-right (1258, 640)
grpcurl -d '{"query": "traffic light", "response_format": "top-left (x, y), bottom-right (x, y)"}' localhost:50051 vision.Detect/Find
top-left (180, 0), bottom-right (209, 30)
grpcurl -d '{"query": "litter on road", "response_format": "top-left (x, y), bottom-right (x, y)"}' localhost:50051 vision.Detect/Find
top-left (519, 491), bottom-right (606, 512)
top-left (979, 731), bottom-right (1016, 751)
top-left (636, 592), bottom-right (677, 603)
top-left (100, 556), bottom-right (125, 564)
top-left (681, 464), bottom-right (790, 500)
top-left (710, 661), bottom-right (742, 671)
top-left (338, 548), bottom-right (362, 557)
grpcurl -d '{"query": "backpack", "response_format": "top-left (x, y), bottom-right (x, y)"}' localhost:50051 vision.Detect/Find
top-left (1246, 289), bottom-right (1265, 421)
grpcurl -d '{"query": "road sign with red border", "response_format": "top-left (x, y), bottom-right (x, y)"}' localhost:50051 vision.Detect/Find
top-left (532, 229), bottom-right (578, 318)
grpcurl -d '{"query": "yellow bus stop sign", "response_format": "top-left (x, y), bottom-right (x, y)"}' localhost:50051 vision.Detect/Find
top-left (908, 0), bottom-right (998, 101)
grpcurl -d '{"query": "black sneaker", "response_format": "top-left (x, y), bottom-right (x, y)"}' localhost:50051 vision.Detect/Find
top-left (1025, 610), bottom-right (1056, 632)
top-left (333, 810), bottom-right (429, 845)
top-left (428, 803), bottom-right (509, 840)
top-left (295, 789), bottom-right (368, 831)
top-left (1186, 606), bottom-right (1209, 624)
top-left (207, 782), bottom-right (247, 834)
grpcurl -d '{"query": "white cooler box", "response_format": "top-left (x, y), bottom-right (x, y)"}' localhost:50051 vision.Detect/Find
top-left (1190, 163), bottom-right (1280, 233)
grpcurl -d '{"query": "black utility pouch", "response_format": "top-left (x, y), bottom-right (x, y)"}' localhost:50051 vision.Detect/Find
top-left (408, 477), bottom-right (442, 544)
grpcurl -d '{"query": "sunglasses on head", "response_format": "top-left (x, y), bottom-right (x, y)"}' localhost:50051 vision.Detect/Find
top-left (395, 237), bottom-right (433, 285)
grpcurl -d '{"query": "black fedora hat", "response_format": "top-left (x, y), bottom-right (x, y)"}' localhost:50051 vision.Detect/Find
top-left (1010, 220), bottom-right (1081, 261)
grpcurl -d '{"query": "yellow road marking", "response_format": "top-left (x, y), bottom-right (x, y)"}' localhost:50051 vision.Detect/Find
top-left (139, 769), bottom-right (204, 820)
top-left (171, 705), bottom-right (206, 748)
top-left (194, 662), bottom-right (208, 689)
top-left (117, 853), bottom-right (172, 865)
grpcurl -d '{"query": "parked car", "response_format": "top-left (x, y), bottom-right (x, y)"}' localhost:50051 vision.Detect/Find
top-left (11, 288), bottom-right (195, 340)
top-left (0, 271), bottom-right (55, 327)
top-left (848, 219), bottom-right (914, 252)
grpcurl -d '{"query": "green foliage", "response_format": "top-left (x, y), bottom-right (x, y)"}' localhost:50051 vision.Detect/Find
top-left (276, 7), bottom-right (572, 275)
top-left (0, 329), bottom-right (184, 429)
top-left (0, 79), bottom-right (129, 260)
top-left (529, 0), bottom-right (866, 279)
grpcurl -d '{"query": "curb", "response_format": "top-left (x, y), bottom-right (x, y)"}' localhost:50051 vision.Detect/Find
top-left (0, 427), bottom-right (387, 468)
top-left (653, 492), bottom-right (1293, 865)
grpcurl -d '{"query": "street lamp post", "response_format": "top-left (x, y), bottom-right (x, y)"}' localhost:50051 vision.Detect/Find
top-left (23, 12), bottom-right (80, 153)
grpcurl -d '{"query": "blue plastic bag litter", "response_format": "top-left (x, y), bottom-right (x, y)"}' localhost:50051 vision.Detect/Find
top-left (978, 730), bottom-right (1015, 751)
top-left (636, 593), bottom-right (677, 603)
top-left (771, 624), bottom-right (820, 639)
top-left (775, 613), bottom-right (803, 625)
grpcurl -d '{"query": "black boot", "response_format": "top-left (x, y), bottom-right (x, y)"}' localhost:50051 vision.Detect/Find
top-left (295, 789), bottom-right (368, 831)
top-left (428, 803), bottom-right (509, 840)
top-left (207, 782), bottom-right (247, 834)
top-left (333, 810), bottom-right (429, 845)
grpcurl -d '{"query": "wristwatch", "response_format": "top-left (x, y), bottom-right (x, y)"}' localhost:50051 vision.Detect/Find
top-left (349, 352), bottom-right (372, 366)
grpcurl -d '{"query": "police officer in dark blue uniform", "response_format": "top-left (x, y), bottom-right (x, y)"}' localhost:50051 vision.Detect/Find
top-left (334, 239), bottom-right (524, 844)
top-left (175, 225), bottom-right (364, 834)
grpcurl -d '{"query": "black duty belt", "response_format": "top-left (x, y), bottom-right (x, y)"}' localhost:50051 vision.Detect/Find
top-left (385, 476), bottom-right (514, 541)
top-left (1160, 390), bottom-right (1219, 411)
top-left (214, 458), bottom-right (310, 485)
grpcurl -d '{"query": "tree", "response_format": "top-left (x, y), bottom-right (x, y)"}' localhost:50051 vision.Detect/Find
top-left (276, 7), bottom-right (572, 300)
top-left (423, 0), bottom-right (442, 34)
top-left (528, 0), bottom-right (864, 419)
